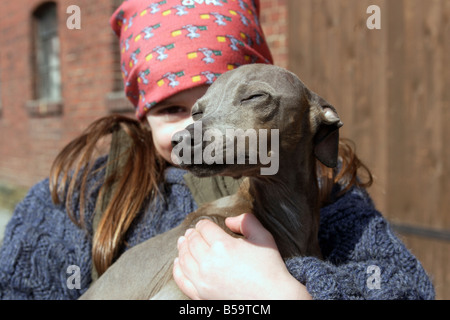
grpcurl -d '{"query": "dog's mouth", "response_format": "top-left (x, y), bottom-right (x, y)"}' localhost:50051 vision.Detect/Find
top-left (179, 163), bottom-right (242, 178)
top-left (178, 162), bottom-right (263, 180)
top-left (172, 143), bottom-right (277, 178)
top-left (171, 125), bottom-right (280, 177)
top-left (173, 142), bottom-right (257, 175)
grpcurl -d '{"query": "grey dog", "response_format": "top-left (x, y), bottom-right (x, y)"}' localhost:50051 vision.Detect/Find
top-left (80, 63), bottom-right (342, 299)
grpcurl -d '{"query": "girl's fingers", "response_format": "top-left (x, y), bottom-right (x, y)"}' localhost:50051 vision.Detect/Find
top-left (176, 235), bottom-right (199, 281)
top-left (184, 228), bottom-right (209, 263)
top-left (173, 257), bottom-right (199, 300)
top-left (194, 219), bottom-right (230, 246)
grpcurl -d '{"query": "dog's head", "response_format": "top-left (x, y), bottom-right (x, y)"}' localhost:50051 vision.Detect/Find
top-left (171, 64), bottom-right (342, 178)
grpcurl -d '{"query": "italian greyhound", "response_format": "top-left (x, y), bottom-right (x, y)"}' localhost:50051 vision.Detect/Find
top-left (80, 64), bottom-right (342, 299)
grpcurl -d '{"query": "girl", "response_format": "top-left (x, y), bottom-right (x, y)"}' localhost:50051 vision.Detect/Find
top-left (0, 0), bottom-right (434, 299)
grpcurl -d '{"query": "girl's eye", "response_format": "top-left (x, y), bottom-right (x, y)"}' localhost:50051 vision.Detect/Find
top-left (159, 106), bottom-right (185, 114)
top-left (157, 106), bottom-right (190, 122)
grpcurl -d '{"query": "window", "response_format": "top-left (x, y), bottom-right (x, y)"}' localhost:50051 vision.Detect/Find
top-left (27, 2), bottom-right (62, 116)
top-left (34, 2), bottom-right (61, 101)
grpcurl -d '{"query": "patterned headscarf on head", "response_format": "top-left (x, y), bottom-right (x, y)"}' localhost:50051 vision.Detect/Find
top-left (110, 0), bottom-right (273, 120)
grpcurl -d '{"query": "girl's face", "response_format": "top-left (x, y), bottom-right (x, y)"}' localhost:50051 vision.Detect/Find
top-left (146, 85), bottom-right (209, 165)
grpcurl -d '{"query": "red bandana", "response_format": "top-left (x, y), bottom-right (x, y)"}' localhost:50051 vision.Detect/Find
top-left (110, 0), bottom-right (273, 120)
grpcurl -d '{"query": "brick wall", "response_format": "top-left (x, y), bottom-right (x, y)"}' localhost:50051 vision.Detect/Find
top-left (0, 0), bottom-right (289, 189)
top-left (0, 0), bottom-right (126, 188)
top-left (260, 0), bottom-right (288, 68)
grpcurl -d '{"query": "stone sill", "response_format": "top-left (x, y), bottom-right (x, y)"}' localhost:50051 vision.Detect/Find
top-left (25, 99), bottom-right (63, 117)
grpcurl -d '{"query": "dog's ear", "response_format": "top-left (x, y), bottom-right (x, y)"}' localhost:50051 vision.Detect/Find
top-left (310, 102), bottom-right (343, 168)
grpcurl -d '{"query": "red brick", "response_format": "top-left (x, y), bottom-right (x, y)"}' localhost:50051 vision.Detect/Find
top-left (0, 0), bottom-right (289, 188)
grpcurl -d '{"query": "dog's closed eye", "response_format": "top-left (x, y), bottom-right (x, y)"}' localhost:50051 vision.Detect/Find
top-left (240, 92), bottom-right (268, 103)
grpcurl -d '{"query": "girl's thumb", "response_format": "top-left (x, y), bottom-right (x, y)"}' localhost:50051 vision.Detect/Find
top-left (225, 213), bottom-right (274, 245)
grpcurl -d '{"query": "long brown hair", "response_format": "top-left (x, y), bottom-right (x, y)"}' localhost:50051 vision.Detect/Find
top-left (50, 115), bottom-right (166, 275)
top-left (50, 115), bottom-right (372, 276)
top-left (317, 138), bottom-right (373, 206)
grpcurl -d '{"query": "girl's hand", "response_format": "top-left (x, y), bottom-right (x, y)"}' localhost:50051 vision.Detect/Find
top-left (173, 213), bottom-right (312, 300)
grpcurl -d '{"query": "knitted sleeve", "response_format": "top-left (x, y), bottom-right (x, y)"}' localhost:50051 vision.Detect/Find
top-left (285, 187), bottom-right (435, 300)
top-left (0, 179), bottom-right (94, 300)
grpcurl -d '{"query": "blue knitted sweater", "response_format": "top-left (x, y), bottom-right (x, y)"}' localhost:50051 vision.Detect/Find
top-left (0, 161), bottom-right (435, 299)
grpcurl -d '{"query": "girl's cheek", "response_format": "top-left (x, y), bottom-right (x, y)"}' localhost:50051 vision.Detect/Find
top-left (153, 126), bottom-right (182, 162)
top-left (155, 128), bottom-right (175, 152)
top-left (148, 117), bottom-right (195, 163)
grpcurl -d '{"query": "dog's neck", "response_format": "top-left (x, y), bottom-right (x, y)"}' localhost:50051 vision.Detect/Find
top-left (240, 148), bottom-right (322, 259)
